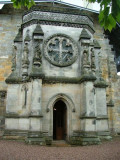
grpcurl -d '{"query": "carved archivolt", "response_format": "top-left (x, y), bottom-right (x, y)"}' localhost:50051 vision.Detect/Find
top-left (46, 93), bottom-right (76, 112)
top-left (44, 34), bottom-right (78, 67)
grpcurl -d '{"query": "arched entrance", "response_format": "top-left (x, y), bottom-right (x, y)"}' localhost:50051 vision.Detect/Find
top-left (53, 100), bottom-right (67, 140)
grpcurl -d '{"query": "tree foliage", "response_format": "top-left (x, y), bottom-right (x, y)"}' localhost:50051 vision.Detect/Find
top-left (11, 0), bottom-right (120, 31)
top-left (11, 0), bottom-right (35, 9)
top-left (87, 0), bottom-right (120, 31)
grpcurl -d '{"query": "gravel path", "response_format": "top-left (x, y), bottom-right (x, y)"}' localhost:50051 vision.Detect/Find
top-left (0, 137), bottom-right (120, 160)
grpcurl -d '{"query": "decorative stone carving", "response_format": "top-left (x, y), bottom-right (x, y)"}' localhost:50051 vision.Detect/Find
top-left (46, 93), bottom-right (76, 113)
top-left (33, 24), bottom-right (44, 38)
top-left (33, 41), bottom-right (42, 67)
top-left (83, 49), bottom-right (89, 66)
top-left (94, 39), bottom-right (101, 49)
top-left (91, 48), bottom-right (96, 72)
top-left (98, 52), bottom-right (103, 79)
top-left (22, 43), bottom-right (29, 65)
top-left (82, 49), bottom-right (90, 74)
top-left (21, 85), bottom-right (28, 108)
top-left (11, 45), bottom-right (17, 71)
top-left (14, 28), bottom-right (22, 42)
top-left (22, 43), bottom-right (30, 77)
top-left (24, 30), bottom-right (31, 42)
top-left (44, 34), bottom-right (78, 67)
top-left (23, 11), bottom-right (94, 30)
top-left (0, 91), bottom-right (6, 107)
top-left (22, 20), bottom-right (94, 34)
top-left (79, 29), bottom-right (91, 40)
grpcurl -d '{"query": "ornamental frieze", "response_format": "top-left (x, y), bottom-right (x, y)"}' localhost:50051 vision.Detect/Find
top-left (23, 11), bottom-right (94, 31)
top-left (22, 20), bottom-right (94, 34)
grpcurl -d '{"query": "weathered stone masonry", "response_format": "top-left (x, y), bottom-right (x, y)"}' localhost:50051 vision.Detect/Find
top-left (0, 3), bottom-right (120, 145)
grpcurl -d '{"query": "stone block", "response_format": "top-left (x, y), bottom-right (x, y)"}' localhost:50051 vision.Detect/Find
top-left (81, 119), bottom-right (96, 132)
top-left (19, 118), bottom-right (29, 130)
top-left (30, 118), bottom-right (41, 131)
top-left (69, 136), bottom-right (101, 146)
top-left (96, 88), bottom-right (107, 116)
top-left (5, 118), bottom-right (19, 130)
top-left (96, 119), bottom-right (109, 131)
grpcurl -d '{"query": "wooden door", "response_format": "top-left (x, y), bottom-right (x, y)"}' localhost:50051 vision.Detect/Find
top-left (53, 100), bottom-right (67, 140)
top-left (56, 109), bottom-right (63, 140)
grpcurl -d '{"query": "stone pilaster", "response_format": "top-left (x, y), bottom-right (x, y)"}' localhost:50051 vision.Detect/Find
top-left (30, 79), bottom-right (43, 117)
top-left (94, 80), bottom-right (111, 140)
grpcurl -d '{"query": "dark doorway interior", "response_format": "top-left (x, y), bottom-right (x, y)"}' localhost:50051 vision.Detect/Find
top-left (53, 100), bottom-right (67, 140)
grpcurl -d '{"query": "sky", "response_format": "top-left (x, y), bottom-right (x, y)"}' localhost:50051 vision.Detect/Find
top-left (0, 0), bottom-right (100, 11)
top-left (0, 4), bottom-right (4, 9)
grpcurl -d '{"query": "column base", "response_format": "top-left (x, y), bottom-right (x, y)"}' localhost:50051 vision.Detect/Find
top-left (3, 129), bottom-right (27, 141)
top-left (69, 131), bottom-right (101, 146)
top-left (25, 137), bottom-right (45, 145)
top-left (97, 131), bottom-right (112, 141)
top-left (70, 136), bottom-right (101, 146)
top-left (25, 131), bottom-right (46, 145)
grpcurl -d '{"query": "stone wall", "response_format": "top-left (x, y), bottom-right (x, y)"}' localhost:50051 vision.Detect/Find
top-left (0, 5), bottom-right (23, 133)
top-left (0, 3), bottom-right (120, 135)
top-left (93, 14), bottom-right (120, 134)
top-left (0, 5), bottom-right (23, 89)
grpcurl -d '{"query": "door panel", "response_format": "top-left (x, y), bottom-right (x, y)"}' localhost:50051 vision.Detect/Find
top-left (56, 127), bottom-right (63, 140)
top-left (53, 100), bottom-right (67, 140)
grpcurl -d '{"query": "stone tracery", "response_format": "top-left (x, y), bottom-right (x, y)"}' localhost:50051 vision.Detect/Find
top-left (44, 34), bottom-right (78, 67)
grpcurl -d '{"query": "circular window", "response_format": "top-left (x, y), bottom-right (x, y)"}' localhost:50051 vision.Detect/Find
top-left (44, 34), bottom-right (78, 67)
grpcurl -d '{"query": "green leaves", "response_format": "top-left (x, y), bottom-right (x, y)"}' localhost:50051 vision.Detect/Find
top-left (87, 0), bottom-right (120, 32)
top-left (99, 6), bottom-right (115, 31)
top-left (11, 0), bottom-right (35, 9)
top-left (112, 0), bottom-right (120, 22)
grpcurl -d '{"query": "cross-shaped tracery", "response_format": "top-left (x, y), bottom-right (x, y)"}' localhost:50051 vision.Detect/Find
top-left (44, 34), bottom-right (78, 67)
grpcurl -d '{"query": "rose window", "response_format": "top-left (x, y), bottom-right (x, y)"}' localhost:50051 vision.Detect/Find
top-left (44, 34), bottom-right (78, 67)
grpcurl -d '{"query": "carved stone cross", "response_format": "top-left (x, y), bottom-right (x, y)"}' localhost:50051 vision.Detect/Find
top-left (47, 37), bottom-right (73, 64)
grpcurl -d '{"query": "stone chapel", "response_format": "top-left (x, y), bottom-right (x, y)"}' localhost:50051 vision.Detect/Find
top-left (0, 2), bottom-right (120, 145)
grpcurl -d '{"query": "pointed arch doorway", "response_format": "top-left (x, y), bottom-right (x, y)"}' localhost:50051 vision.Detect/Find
top-left (53, 100), bottom-right (67, 140)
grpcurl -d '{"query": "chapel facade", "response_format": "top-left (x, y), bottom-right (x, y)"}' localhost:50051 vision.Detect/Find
top-left (0, 2), bottom-right (119, 145)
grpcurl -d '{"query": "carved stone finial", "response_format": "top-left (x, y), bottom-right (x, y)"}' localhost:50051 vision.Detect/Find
top-left (33, 24), bottom-right (44, 36)
top-left (94, 39), bottom-right (101, 49)
top-left (90, 41), bottom-right (94, 46)
top-left (14, 28), bottom-right (22, 42)
top-left (79, 29), bottom-right (91, 40)
top-left (24, 30), bottom-right (31, 42)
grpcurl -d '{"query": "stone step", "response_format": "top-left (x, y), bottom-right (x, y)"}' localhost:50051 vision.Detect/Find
top-left (52, 140), bottom-right (71, 147)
